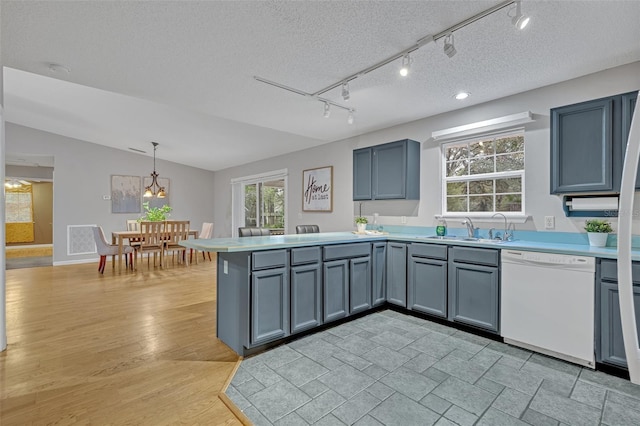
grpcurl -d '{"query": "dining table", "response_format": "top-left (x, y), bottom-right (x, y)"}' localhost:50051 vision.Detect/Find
top-left (111, 229), bottom-right (198, 271)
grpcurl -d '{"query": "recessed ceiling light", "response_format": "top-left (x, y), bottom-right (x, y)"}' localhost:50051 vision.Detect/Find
top-left (455, 92), bottom-right (470, 100)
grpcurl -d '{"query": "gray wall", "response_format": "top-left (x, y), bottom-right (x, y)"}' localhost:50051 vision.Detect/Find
top-left (213, 61), bottom-right (640, 237)
top-left (5, 124), bottom-right (216, 263)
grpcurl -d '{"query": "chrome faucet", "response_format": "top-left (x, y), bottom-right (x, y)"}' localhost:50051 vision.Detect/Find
top-left (462, 217), bottom-right (475, 238)
top-left (492, 213), bottom-right (511, 241)
top-left (506, 222), bottom-right (516, 241)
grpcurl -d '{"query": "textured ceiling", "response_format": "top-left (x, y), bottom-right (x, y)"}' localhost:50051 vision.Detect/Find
top-left (2, 1), bottom-right (640, 171)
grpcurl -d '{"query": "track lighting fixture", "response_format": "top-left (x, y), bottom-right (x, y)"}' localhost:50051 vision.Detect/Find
top-left (443, 33), bottom-right (457, 58)
top-left (511, 1), bottom-right (530, 30)
top-left (323, 102), bottom-right (331, 118)
top-left (341, 82), bottom-right (350, 101)
top-left (399, 54), bottom-right (412, 77)
top-left (347, 111), bottom-right (354, 125)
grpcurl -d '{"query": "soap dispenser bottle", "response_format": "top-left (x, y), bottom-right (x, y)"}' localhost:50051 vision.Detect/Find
top-left (436, 218), bottom-right (447, 237)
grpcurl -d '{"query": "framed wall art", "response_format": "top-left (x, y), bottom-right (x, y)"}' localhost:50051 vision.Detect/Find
top-left (302, 166), bottom-right (333, 212)
top-left (111, 175), bottom-right (141, 213)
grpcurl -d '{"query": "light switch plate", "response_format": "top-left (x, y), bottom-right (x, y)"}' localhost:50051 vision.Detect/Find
top-left (545, 216), bottom-right (555, 229)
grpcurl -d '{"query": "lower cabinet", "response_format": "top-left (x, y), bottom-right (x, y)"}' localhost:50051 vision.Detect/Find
top-left (291, 262), bottom-right (322, 334)
top-left (408, 243), bottom-right (447, 318)
top-left (597, 259), bottom-right (640, 368)
top-left (324, 260), bottom-right (350, 322)
top-left (350, 256), bottom-right (372, 315)
top-left (372, 242), bottom-right (387, 307)
top-left (387, 242), bottom-right (407, 307)
top-left (250, 267), bottom-right (290, 346)
top-left (448, 246), bottom-right (500, 334)
top-left (323, 243), bottom-right (372, 323)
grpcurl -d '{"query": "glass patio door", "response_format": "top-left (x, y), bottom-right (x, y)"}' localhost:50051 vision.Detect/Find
top-left (231, 170), bottom-right (287, 236)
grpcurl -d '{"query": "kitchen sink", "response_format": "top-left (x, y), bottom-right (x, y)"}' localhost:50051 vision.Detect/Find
top-left (421, 235), bottom-right (508, 244)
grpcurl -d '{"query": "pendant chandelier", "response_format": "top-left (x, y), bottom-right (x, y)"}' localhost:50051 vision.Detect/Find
top-left (143, 142), bottom-right (166, 198)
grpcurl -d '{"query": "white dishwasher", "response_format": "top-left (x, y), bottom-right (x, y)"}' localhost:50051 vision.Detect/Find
top-left (501, 250), bottom-right (596, 368)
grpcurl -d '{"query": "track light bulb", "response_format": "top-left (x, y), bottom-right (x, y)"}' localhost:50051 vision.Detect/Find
top-left (443, 33), bottom-right (457, 58)
top-left (323, 102), bottom-right (331, 118)
top-left (512, 1), bottom-right (530, 30)
top-left (341, 82), bottom-right (350, 101)
top-left (399, 54), bottom-right (412, 77)
top-left (347, 111), bottom-right (354, 125)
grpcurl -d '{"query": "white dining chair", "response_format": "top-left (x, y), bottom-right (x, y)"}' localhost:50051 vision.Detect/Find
top-left (92, 226), bottom-right (135, 273)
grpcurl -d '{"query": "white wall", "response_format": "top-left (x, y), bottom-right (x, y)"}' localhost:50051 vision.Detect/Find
top-left (5, 124), bottom-right (216, 263)
top-left (213, 61), bottom-right (640, 237)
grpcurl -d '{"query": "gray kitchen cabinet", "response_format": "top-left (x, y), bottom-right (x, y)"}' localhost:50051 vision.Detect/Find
top-left (408, 243), bottom-right (447, 318)
top-left (372, 242), bottom-right (387, 306)
top-left (323, 259), bottom-right (349, 323)
top-left (350, 256), bottom-right (372, 315)
top-left (622, 92), bottom-right (640, 189)
top-left (290, 247), bottom-right (322, 334)
top-left (353, 148), bottom-right (372, 200)
top-left (353, 139), bottom-right (420, 200)
top-left (597, 259), bottom-right (640, 368)
top-left (323, 243), bottom-right (372, 323)
top-left (250, 266), bottom-right (289, 346)
top-left (386, 242), bottom-right (407, 307)
top-left (448, 246), bottom-right (500, 333)
top-left (550, 90), bottom-right (638, 194)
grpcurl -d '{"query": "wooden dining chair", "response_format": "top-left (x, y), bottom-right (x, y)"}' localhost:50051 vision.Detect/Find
top-left (164, 220), bottom-right (190, 265)
top-left (126, 219), bottom-right (142, 252)
top-left (138, 221), bottom-right (165, 268)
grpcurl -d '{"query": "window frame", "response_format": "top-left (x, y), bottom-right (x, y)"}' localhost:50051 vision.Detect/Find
top-left (440, 129), bottom-right (526, 218)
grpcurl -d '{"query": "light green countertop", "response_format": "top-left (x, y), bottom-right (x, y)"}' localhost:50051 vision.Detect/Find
top-left (180, 231), bottom-right (637, 260)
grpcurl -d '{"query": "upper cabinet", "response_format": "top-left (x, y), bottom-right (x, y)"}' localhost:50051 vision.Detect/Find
top-left (353, 139), bottom-right (421, 200)
top-left (550, 90), bottom-right (638, 194)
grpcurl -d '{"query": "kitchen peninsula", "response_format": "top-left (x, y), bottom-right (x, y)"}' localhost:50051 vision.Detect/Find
top-left (181, 230), bottom-right (640, 373)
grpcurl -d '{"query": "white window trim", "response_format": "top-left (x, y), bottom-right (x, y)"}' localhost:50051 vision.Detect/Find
top-left (440, 129), bottom-right (526, 219)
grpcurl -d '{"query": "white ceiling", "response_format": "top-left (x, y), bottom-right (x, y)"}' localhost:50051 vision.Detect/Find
top-left (2, 1), bottom-right (640, 172)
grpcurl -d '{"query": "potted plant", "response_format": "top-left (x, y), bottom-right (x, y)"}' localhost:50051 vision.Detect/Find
top-left (139, 201), bottom-right (172, 222)
top-left (355, 216), bottom-right (368, 233)
top-left (584, 219), bottom-right (613, 247)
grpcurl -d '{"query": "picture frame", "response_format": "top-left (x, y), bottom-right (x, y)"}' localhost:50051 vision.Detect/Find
top-left (111, 175), bottom-right (141, 213)
top-left (302, 166), bottom-right (333, 212)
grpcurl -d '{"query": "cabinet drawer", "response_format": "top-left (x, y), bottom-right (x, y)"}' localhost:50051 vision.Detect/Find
top-left (600, 259), bottom-right (640, 283)
top-left (409, 243), bottom-right (447, 260)
top-left (449, 246), bottom-right (499, 267)
top-left (291, 247), bottom-right (321, 265)
top-left (323, 243), bottom-right (371, 261)
top-left (252, 250), bottom-right (287, 270)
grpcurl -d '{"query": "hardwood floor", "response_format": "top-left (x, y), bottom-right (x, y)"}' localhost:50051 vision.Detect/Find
top-left (0, 255), bottom-right (245, 425)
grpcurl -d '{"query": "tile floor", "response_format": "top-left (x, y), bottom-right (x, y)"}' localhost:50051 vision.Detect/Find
top-left (225, 310), bottom-right (640, 425)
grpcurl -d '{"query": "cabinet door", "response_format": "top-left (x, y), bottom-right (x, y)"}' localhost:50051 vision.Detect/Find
top-left (448, 261), bottom-right (499, 333)
top-left (372, 242), bottom-right (387, 306)
top-left (291, 263), bottom-right (322, 334)
top-left (621, 91), bottom-right (640, 189)
top-left (353, 148), bottom-right (372, 200)
top-left (323, 259), bottom-right (349, 323)
top-left (408, 256), bottom-right (447, 318)
top-left (550, 97), bottom-right (614, 193)
top-left (250, 267), bottom-right (289, 346)
top-left (350, 256), bottom-right (372, 315)
top-left (599, 281), bottom-right (640, 368)
top-left (373, 141), bottom-right (407, 199)
top-left (386, 242), bottom-right (407, 307)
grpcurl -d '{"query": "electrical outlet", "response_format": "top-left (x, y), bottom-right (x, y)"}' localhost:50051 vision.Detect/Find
top-left (545, 216), bottom-right (555, 229)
